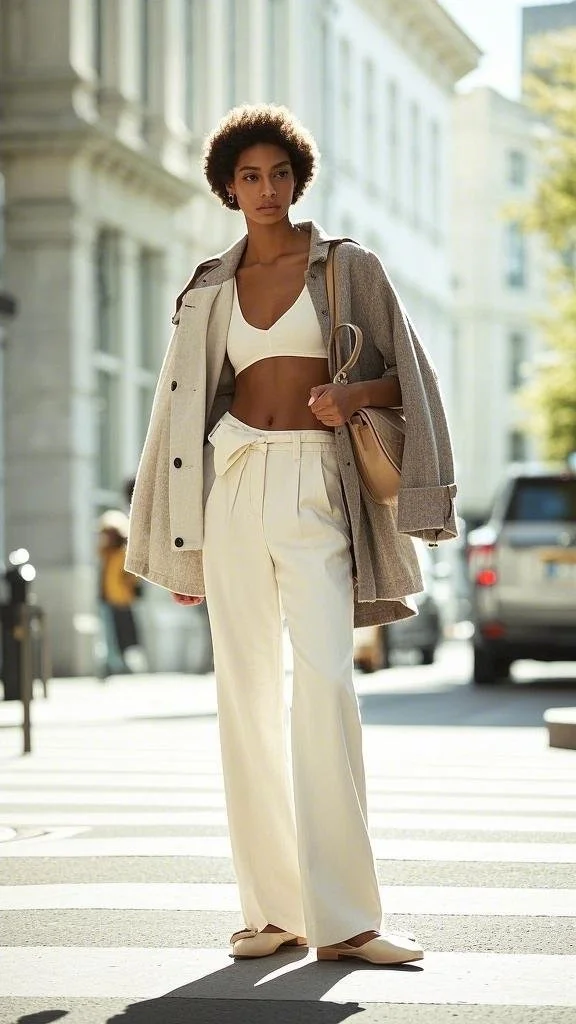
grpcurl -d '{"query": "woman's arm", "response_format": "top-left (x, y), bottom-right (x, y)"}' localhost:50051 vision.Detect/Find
top-left (347, 376), bottom-right (402, 411)
top-left (308, 376), bottom-right (401, 426)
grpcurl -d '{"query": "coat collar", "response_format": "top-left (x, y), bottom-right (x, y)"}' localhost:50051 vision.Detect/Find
top-left (175, 221), bottom-right (346, 315)
top-left (188, 222), bottom-right (340, 286)
top-left (203, 221), bottom-right (343, 283)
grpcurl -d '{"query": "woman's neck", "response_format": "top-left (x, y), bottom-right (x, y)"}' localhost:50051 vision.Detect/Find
top-left (241, 217), bottom-right (307, 268)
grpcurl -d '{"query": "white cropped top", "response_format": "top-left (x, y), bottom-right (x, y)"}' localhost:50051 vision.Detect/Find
top-left (227, 278), bottom-right (327, 375)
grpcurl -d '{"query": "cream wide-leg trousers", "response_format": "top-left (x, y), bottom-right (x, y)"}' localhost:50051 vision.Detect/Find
top-left (202, 412), bottom-right (382, 947)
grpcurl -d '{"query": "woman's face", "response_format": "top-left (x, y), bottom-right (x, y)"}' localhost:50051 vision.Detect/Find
top-left (230, 143), bottom-right (295, 224)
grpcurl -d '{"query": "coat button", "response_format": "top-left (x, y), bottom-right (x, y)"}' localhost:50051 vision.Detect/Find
top-left (171, 380), bottom-right (177, 391)
top-left (174, 537), bottom-right (184, 548)
top-left (173, 457), bottom-right (182, 468)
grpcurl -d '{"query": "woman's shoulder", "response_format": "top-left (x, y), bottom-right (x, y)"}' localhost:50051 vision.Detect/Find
top-left (332, 238), bottom-right (386, 280)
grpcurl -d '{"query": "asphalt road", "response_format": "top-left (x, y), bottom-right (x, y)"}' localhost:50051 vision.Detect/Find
top-left (1, 640), bottom-right (575, 1023)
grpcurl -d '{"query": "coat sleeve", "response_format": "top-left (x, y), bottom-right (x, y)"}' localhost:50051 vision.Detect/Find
top-left (124, 323), bottom-right (205, 595)
top-left (350, 248), bottom-right (458, 543)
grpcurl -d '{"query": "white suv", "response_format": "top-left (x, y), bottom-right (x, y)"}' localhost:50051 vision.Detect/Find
top-left (467, 467), bottom-right (576, 685)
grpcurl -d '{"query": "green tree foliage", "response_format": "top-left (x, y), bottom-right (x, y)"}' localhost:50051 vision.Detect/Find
top-left (521, 29), bottom-right (576, 460)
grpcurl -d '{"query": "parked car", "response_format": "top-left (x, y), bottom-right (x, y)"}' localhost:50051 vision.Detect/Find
top-left (467, 466), bottom-right (576, 685)
top-left (353, 541), bottom-right (442, 672)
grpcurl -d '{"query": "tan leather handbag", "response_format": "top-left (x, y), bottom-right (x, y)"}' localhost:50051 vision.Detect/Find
top-left (326, 244), bottom-right (405, 503)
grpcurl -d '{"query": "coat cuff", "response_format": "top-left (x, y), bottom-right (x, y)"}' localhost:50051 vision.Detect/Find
top-left (397, 483), bottom-right (458, 543)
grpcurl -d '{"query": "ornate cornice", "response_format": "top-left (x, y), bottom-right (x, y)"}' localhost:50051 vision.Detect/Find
top-left (0, 121), bottom-right (197, 208)
top-left (0, 69), bottom-right (197, 208)
top-left (357, 0), bottom-right (482, 85)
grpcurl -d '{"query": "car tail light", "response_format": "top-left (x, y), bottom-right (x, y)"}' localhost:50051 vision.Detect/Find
top-left (468, 542), bottom-right (498, 586)
top-left (481, 621), bottom-right (506, 638)
top-left (476, 568), bottom-right (498, 587)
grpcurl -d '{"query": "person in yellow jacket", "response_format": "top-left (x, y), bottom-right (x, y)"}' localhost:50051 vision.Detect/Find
top-left (97, 510), bottom-right (147, 677)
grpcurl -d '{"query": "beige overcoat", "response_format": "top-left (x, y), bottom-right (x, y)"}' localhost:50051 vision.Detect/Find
top-left (125, 221), bottom-right (458, 627)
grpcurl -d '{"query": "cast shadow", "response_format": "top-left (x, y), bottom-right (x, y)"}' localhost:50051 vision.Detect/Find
top-left (359, 675), bottom-right (576, 728)
top-left (14, 1013), bottom-right (69, 1023)
top-left (106, 948), bottom-right (423, 1024)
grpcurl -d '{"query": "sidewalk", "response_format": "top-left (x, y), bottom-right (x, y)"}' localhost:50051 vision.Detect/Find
top-left (0, 673), bottom-right (219, 759)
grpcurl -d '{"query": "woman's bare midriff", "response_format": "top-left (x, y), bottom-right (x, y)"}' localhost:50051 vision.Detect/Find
top-left (230, 356), bottom-right (333, 431)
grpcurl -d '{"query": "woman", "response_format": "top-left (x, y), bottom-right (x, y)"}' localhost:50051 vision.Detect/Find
top-left (126, 105), bottom-right (457, 964)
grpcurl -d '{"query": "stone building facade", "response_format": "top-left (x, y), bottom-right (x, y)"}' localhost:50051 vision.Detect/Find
top-left (0, 0), bottom-right (478, 673)
top-left (451, 87), bottom-right (549, 524)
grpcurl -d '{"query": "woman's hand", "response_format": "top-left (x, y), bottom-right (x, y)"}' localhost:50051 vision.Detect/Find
top-left (172, 593), bottom-right (205, 605)
top-left (309, 376), bottom-right (403, 425)
top-left (308, 383), bottom-right (358, 426)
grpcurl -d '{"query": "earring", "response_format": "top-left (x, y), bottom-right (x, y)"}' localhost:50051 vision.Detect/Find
top-left (228, 193), bottom-right (235, 205)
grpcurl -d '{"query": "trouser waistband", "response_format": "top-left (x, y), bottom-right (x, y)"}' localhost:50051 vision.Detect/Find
top-left (209, 412), bottom-right (336, 476)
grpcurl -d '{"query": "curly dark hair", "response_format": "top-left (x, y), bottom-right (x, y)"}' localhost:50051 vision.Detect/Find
top-left (202, 104), bottom-right (319, 211)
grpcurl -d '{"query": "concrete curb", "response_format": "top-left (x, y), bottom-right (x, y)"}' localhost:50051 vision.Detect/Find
top-left (544, 707), bottom-right (576, 750)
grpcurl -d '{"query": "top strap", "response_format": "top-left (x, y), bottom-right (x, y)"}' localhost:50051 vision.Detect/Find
top-left (326, 243), bottom-right (364, 384)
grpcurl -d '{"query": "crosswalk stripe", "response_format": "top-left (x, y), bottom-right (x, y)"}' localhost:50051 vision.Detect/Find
top-left (1, 882), bottom-right (575, 916)
top-left (0, 948), bottom-right (574, 1005)
top-left (4, 772), bottom-right (575, 796)
top-left (7, 759), bottom-right (576, 780)
top-left (6, 762), bottom-right (576, 776)
top-left (1, 835), bottom-right (574, 861)
top-left (2, 790), bottom-right (573, 813)
top-left (1, 810), bottom-right (575, 831)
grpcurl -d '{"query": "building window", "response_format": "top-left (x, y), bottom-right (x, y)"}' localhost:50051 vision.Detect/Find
top-left (267, 0), bottom-right (288, 102)
top-left (509, 331), bottom-right (527, 389)
top-left (430, 119), bottom-right (440, 232)
top-left (410, 101), bottom-right (421, 225)
top-left (387, 80), bottom-right (399, 211)
top-left (183, 0), bottom-right (195, 128)
top-left (509, 430), bottom-right (528, 462)
top-left (339, 39), bottom-right (352, 169)
top-left (319, 14), bottom-right (333, 159)
top-left (505, 222), bottom-right (527, 288)
top-left (363, 58), bottom-right (375, 186)
top-left (94, 0), bottom-right (104, 76)
top-left (139, 0), bottom-right (151, 105)
top-left (138, 249), bottom-right (161, 372)
top-left (508, 150), bottom-right (527, 187)
top-left (95, 230), bottom-right (120, 354)
top-left (137, 248), bottom-right (162, 446)
top-left (94, 229), bottom-right (122, 493)
top-left (96, 369), bottom-right (119, 491)
top-left (183, 0), bottom-right (207, 133)
top-left (0, 172), bottom-right (5, 279)
top-left (227, 0), bottom-right (238, 108)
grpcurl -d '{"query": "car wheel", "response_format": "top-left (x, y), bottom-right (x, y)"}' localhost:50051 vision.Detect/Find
top-left (472, 645), bottom-right (503, 685)
top-left (494, 657), bottom-right (512, 680)
top-left (355, 630), bottom-right (388, 673)
top-left (355, 658), bottom-right (374, 675)
top-left (421, 645), bottom-right (435, 665)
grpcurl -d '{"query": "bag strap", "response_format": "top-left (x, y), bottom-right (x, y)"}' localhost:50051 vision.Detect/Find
top-left (326, 243), bottom-right (364, 385)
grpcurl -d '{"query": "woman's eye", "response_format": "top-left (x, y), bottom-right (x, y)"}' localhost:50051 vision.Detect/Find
top-left (243, 174), bottom-right (257, 182)
top-left (275, 170), bottom-right (290, 178)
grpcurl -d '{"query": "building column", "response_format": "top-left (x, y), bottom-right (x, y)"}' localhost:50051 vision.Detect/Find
top-left (4, 162), bottom-right (99, 675)
top-left (97, 0), bottom-right (141, 141)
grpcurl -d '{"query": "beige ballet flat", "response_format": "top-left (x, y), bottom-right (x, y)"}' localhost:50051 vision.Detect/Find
top-left (317, 932), bottom-right (424, 965)
top-left (230, 928), bottom-right (308, 959)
